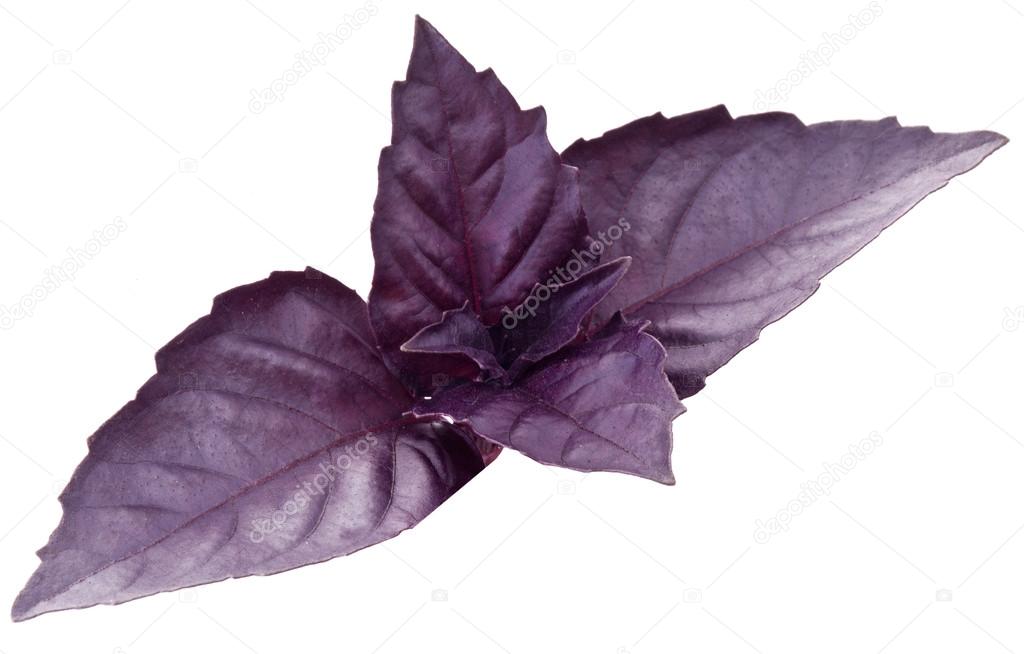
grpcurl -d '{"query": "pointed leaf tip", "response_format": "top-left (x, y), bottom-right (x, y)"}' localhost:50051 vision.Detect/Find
top-left (370, 13), bottom-right (587, 393)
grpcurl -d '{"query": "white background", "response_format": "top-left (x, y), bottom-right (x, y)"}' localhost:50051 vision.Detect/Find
top-left (1, 1), bottom-right (1022, 652)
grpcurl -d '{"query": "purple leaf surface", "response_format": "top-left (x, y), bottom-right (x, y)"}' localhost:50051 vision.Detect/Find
top-left (563, 108), bottom-right (1007, 397)
top-left (368, 17), bottom-right (587, 391)
top-left (414, 316), bottom-right (682, 484)
top-left (402, 257), bottom-right (632, 385)
top-left (402, 302), bottom-right (507, 384)
top-left (12, 269), bottom-right (484, 621)
top-left (492, 257), bottom-right (632, 378)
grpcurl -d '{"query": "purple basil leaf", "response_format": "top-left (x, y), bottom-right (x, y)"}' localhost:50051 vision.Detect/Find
top-left (368, 17), bottom-right (587, 392)
top-left (402, 302), bottom-right (507, 384)
top-left (414, 315), bottom-right (682, 484)
top-left (12, 269), bottom-right (484, 621)
top-left (494, 257), bottom-right (632, 378)
top-left (563, 108), bottom-right (1008, 398)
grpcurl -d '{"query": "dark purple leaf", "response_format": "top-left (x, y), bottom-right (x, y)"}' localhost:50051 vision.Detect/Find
top-left (402, 302), bottom-right (506, 384)
top-left (12, 269), bottom-right (484, 621)
top-left (492, 257), bottom-right (631, 378)
top-left (563, 108), bottom-right (1008, 397)
top-left (414, 316), bottom-right (682, 483)
top-left (368, 17), bottom-right (587, 392)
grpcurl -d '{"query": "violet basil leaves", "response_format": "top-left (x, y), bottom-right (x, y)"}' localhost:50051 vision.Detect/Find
top-left (563, 108), bottom-right (1008, 398)
top-left (14, 16), bottom-right (1007, 621)
top-left (368, 18), bottom-right (587, 394)
top-left (414, 315), bottom-right (682, 484)
top-left (12, 270), bottom-right (485, 621)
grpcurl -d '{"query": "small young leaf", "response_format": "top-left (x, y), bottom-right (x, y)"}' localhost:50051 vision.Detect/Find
top-left (493, 257), bottom-right (631, 378)
top-left (402, 258), bottom-right (632, 384)
top-left (402, 302), bottom-right (507, 383)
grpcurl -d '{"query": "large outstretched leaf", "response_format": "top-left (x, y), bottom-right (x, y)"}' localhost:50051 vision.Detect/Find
top-left (369, 17), bottom-right (587, 392)
top-left (414, 317), bottom-right (682, 484)
top-left (12, 269), bottom-right (484, 621)
top-left (563, 108), bottom-right (1007, 398)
